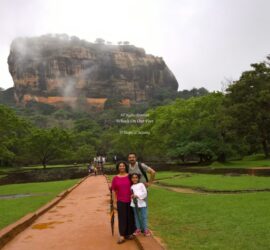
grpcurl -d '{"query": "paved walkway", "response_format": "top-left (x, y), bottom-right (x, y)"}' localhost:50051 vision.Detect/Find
top-left (2, 176), bottom-right (138, 250)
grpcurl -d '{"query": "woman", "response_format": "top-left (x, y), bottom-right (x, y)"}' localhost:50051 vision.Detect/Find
top-left (111, 161), bottom-right (135, 244)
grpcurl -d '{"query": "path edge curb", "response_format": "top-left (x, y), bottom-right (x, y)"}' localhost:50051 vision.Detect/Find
top-left (155, 181), bottom-right (270, 194)
top-left (0, 176), bottom-right (89, 249)
top-left (133, 236), bottom-right (144, 250)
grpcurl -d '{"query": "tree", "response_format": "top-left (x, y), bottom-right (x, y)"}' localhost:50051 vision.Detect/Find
top-left (95, 38), bottom-right (105, 45)
top-left (225, 63), bottom-right (270, 158)
top-left (70, 118), bottom-right (101, 160)
top-left (0, 105), bottom-right (31, 166)
top-left (57, 33), bottom-right (69, 40)
top-left (53, 109), bottom-right (72, 119)
top-left (183, 142), bottom-right (215, 163)
top-left (74, 118), bottom-right (101, 133)
top-left (27, 128), bottom-right (71, 168)
top-left (177, 87), bottom-right (209, 99)
top-left (72, 145), bottom-right (96, 162)
top-left (149, 86), bottom-right (177, 107)
top-left (124, 93), bottom-right (242, 162)
top-left (70, 36), bottom-right (80, 43)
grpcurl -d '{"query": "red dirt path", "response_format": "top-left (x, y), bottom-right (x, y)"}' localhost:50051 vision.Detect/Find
top-left (2, 176), bottom-right (138, 250)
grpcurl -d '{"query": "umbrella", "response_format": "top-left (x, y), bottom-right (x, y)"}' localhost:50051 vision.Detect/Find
top-left (110, 188), bottom-right (115, 235)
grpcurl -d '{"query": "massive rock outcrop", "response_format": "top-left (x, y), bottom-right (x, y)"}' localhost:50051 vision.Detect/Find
top-left (8, 35), bottom-right (178, 110)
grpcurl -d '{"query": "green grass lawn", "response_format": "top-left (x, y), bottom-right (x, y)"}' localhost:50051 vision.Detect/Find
top-left (158, 173), bottom-right (270, 191)
top-left (0, 179), bottom-right (79, 229)
top-left (106, 175), bottom-right (113, 181)
top-left (149, 186), bottom-right (270, 250)
top-left (0, 164), bottom-right (86, 174)
top-left (155, 171), bottom-right (181, 180)
top-left (22, 164), bottom-right (86, 170)
top-left (108, 171), bottom-right (181, 182)
top-left (210, 158), bottom-right (270, 169)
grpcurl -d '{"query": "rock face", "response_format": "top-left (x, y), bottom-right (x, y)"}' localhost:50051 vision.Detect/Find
top-left (8, 35), bottom-right (178, 110)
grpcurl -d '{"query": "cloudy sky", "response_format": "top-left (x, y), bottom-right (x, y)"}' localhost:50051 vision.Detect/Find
top-left (0, 0), bottom-right (270, 91)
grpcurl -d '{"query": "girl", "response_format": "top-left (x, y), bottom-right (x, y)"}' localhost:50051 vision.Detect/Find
top-left (111, 161), bottom-right (135, 244)
top-left (130, 173), bottom-right (151, 236)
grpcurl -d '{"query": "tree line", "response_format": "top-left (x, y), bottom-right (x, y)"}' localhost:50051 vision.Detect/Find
top-left (109, 61), bottom-right (270, 162)
top-left (1, 60), bottom-right (270, 167)
top-left (0, 108), bottom-right (99, 167)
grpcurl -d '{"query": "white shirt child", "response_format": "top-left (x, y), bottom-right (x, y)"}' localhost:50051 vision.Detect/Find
top-left (130, 183), bottom-right (147, 208)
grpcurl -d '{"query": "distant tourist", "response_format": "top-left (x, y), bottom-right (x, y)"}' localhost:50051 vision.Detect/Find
top-left (98, 156), bottom-right (103, 165)
top-left (88, 163), bottom-right (97, 176)
top-left (88, 163), bottom-right (92, 174)
top-left (94, 156), bottom-right (103, 175)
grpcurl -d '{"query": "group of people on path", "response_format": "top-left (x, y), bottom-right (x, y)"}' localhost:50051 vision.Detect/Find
top-left (88, 155), bottom-right (106, 175)
top-left (111, 153), bottom-right (156, 244)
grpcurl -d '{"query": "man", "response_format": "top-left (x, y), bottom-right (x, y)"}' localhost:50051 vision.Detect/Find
top-left (128, 153), bottom-right (156, 187)
top-left (128, 153), bottom-right (155, 237)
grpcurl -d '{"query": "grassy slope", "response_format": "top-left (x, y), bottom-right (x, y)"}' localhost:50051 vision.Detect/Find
top-left (107, 171), bottom-right (181, 182)
top-left (210, 156), bottom-right (270, 169)
top-left (0, 164), bottom-right (86, 174)
top-left (21, 164), bottom-right (85, 170)
top-left (0, 179), bottom-right (78, 229)
top-left (158, 173), bottom-right (270, 191)
top-left (155, 171), bottom-right (181, 180)
top-left (149, 187), bottom-right (270, 250)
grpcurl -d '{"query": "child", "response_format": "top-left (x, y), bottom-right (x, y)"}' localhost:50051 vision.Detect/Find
top-left (130, 173), bottom-right (151, 236)
top-left (93, 166), bottom-right (97, 176)
top-left (88, 163), bottom-right (95, 175)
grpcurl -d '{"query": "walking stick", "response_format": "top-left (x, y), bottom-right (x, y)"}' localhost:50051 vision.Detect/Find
top-left (109, 187), bottom-right (115, 235)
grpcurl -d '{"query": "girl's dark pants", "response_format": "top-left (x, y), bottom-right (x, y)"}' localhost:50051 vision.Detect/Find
top-left (117, 201), bottom-right (135, 237)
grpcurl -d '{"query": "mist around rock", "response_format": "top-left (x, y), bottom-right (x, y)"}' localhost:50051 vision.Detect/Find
top-left (6, 34), bottom-right (178, 112)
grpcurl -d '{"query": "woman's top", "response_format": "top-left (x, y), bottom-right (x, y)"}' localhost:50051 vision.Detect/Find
top-left (111, 175), bottom-right (132, 203)
top-left (130, 183), bottom-right (147, 208)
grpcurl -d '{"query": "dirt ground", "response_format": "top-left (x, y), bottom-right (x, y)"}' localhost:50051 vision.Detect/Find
top-left (2, 176), bottom-right (138, 250)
